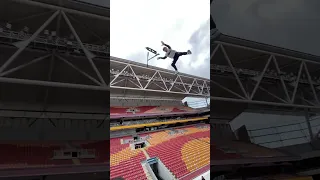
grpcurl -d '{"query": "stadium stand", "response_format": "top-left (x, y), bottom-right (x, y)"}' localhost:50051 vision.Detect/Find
top-left (110, 63), bottom-right (210, 179)
top-left (110, 125), bottom-right (210, 179)
top-left (110, 106), bottom-right (198, 118)
top-left (110, 137), bottom-right (147, 180)
top-left (0, 141), bottom-right (107, 169)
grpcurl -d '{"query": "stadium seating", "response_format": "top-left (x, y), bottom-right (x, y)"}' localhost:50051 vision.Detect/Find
top-left (0, 143), bottom-right (58, 167)
top-left (109, 125), bottom-right (210, 179)
top-left (110, 152), bottom-right (147, 180)
top-left (110, 137), bottom-right (147, 180)
top-left (146, 126), bottom-right (210, 179)
top-left (0, 141), bottom-right (107, 169)
top-left (110, 106), bottom-right (195, 116)
top-left (76, 141), bottom-right (109, 163)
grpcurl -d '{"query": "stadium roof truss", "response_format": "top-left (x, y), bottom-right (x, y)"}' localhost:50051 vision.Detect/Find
top-left (0, 0), bottom-right (109, 91)
top-left (211, 35), bottom-right (320, 110)
top-left (110, 57), bottom-right (210, 98)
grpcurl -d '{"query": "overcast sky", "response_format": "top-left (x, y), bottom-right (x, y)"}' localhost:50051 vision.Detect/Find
top-left (212, 0), bottom-right (320, 56)
top-left (111, 0), bottom-right (210, 79)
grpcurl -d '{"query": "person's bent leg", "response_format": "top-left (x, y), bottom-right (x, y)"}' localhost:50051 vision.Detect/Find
top-left (171, 61), bottom-right (178, 71)
top-left (177, 52), bottom-right (188, 56)
top-left (171, 57), bottom-right (178, 71)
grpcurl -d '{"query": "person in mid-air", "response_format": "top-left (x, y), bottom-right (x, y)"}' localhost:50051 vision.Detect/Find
top-left (157, 41), bottom-right (191, 74)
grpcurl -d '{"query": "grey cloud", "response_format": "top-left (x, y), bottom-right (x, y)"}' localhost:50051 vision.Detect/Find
top-left (212, 0), bottom-right (320, 56)
top-left (126, 52), bottom-right (147, 64)
top-left (126, 20), bottom-right (210, 79)
top-left (186, 19), bottom-right (210, 78)
top-left (189, 19), bottom-right (210, 54)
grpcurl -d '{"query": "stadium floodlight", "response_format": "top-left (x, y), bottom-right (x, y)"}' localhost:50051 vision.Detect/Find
top-left (23, 26), bottom-right (29, 33)
top-left (44, 29), bottom-right (49, 35)
top-left (6, 23), bottom-right (11, 29)
top-left (145, 47), bottom-right (159, 67)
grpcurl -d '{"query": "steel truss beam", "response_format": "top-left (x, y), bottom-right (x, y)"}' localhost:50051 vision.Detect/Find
top-left (62, 11), bottom-right (106, 85)
top-left (0, 10), bottom-right (109, 91)
top-left (0, 109), bottom-right (108, 129)
top-left (0, 117), bottom-right (108, 129)
top-left (110, 59), bottom-right (210, 97)
top-left (0, 29), bottom-right (109, 54)
top-left (211, 42), bottom-right (320, 109)
top-left (0, 10), bottom-right (60, 73)
top-left (11, 0), bottom-right (110, 21)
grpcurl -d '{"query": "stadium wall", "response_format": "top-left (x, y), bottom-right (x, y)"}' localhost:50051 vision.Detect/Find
top-left (230, 112), bottom-right (320, 148)
top-left (157, 159), bottom-right (174, 180)
top-left (110, 98), bottom-right (182, 107)
top-left (110, 129), bottom-right (136, 138)
top-left (230, 112), bottom-right (304, 131)
top-left (145, 162), bottom-right (158, 180)
top-left (211, 121), bottom-right (236, 141)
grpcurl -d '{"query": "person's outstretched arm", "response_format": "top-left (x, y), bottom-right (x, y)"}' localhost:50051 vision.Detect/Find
top-left (161, 41), bottom-right (171, 49)
top-left (158, 55), bottom-right (167, 60)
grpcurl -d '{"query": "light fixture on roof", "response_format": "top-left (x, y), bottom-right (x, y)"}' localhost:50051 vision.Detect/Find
top-left (51, 31), bottom-right (56, 36)
top-left (23, 26), bottom-right (29, 33)
top-left (44, 30), bottom-right (49, 35)
top-left (6, 23), bottom-right (11, 29)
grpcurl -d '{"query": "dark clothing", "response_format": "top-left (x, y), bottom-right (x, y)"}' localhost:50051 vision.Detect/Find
top-left (163, 43), bottom-right (171, 49)
top-left (171, 51), bottom-right (188, 71)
